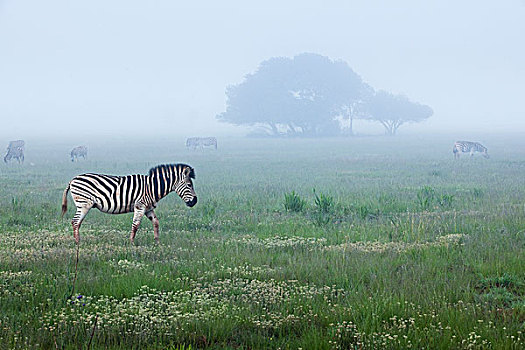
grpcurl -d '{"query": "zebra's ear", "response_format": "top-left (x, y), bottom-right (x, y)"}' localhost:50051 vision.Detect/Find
top-left (184, 166), bottom-right (195, 179)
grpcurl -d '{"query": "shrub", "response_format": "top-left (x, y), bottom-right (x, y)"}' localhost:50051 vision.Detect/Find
top-left (477, 287), bottom-right (516, 308)
top-left (477, 273), bottom-right (523, 293)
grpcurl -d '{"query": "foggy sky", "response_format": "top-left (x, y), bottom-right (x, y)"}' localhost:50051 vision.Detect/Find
top-left (1, 0), bottom-right (524, 139)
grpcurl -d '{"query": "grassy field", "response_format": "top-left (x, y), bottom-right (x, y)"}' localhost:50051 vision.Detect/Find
top-left (0, 135), bottom-right (524, 349)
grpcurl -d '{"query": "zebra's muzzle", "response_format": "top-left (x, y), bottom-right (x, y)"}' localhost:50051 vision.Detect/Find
top-left (186, 197), bottom-right (197, 207)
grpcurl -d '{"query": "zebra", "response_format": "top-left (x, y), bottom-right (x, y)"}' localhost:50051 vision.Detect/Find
top-left (186, 137), bottom-right (217, 150)
top-left (61, 163), bottom-right (197, 244)
top-left (71, 146), bottom-right (88, 162)
top-left (453, 141), bottom-right (489, 159)
top-left (4, 140), bottom-right (25, 163)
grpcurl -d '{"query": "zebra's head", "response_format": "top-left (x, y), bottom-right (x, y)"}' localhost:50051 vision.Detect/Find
top-left (173, 165), bottom-right (197, 207)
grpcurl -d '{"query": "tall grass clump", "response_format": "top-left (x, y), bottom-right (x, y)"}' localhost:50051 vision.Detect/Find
top-left (284, 191), bottom-right (307, 212)
top-left (437, 193), bottom-right (455, 208)
top-left (313, 189), bottom-right (333, 213)
top-left (471, 187), bottom-right (484, 198)
top-left (311, 189), bottom-right (334, 226)
top-left (351, 203), bottom-right (379, 220)
top-left (416, 186), bottom-right (435, 210)
top-left (417, 186), bottom-right (455, 210)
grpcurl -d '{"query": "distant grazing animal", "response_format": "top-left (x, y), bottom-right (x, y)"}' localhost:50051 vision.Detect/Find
top-left (186, 137), bottom-right (217, 150)
top-left (4, 140), bottom-right (25, 163)
top-left (62, 164), bottom-right (197, 244)
top-left (453, 141), bottom-right (489, 159)
top-left (71, 146), bottom-right (88, 162)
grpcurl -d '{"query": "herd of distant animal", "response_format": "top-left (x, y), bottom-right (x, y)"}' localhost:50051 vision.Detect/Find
top-left (2, 137), bottom-right (219, 164)
top-left (3, 137), bottom-right (488, 244)
top-left (3, 138), bottom-right (487, 164)
top-left (2, 140), bottom-right (88, 164)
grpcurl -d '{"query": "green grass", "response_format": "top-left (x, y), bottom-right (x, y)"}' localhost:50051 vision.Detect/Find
top-left (0, 135), bottom-right (524, 349)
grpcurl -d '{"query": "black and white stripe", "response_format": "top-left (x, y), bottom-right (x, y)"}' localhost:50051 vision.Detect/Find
top-left (4, 140), bottom-right (25, 164)
top-left (453, 141), bottom-right (489, 159)
top-left (70, 146), bottom-right (88, 162)
top-left (186, 137), bottom-right (217, 150)
top-left (62, 163), bottom-right (197, 243)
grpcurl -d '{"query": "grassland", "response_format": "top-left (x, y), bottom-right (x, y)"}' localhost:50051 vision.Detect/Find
top-left (0, 135), bottom-right (524, 349)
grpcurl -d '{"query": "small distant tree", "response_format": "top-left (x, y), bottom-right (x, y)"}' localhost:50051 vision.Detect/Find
top-left (361, 90), bottom-right (433, 135)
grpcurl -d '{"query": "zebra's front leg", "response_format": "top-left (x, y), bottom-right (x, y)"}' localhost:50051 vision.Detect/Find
top-left (146, 210), bottom-right (160, 243)
top-left (130, 205), bottom-right (146, 244)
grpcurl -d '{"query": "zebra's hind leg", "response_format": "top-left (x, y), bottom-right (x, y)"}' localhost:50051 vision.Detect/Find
top-left (146, 210), bottom-right (160, 243)
top-left (71, 203), bottom-right (92, 244)
top-left (130, 205), bottom-right (146, 244)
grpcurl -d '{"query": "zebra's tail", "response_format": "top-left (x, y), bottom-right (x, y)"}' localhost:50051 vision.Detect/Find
top-left (61, 182), bottom-right (71, 218)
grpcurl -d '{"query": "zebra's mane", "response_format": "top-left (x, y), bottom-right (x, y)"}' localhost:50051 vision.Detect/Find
top-left (148, 164), bottom-right (195, 179)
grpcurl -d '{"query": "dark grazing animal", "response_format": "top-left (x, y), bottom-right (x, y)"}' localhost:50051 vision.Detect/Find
top-left (186, 137), bottom-right (217, 150)
top-left (4, 140), bottom-right (25, 163)
top-left (71, 146), bottom-right (88, 162)
top-left (453, 141), bottom-right (489, 159)
top-left (62, 164), bottom-right (197, 244)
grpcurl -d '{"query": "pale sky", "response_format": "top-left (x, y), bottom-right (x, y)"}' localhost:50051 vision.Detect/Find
top-left (0, 0), bottom-right (524, 138)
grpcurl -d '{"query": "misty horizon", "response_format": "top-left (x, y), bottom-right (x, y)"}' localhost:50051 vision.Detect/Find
top-left (1, 1), bottom-right (524, 139)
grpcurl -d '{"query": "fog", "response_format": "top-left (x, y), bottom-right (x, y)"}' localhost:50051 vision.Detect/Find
top-left (1, 0), bottom-right (524, 140)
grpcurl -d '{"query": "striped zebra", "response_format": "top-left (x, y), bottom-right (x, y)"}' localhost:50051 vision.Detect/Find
top-left (186, 137), bottom-right (217, 150)
top-left (71, 146), bottom-right (88, 162)
top-left (61, 163), bottom-right (197, 244)
top-left (4, 140), bottom-right (25, 163)
top-left (453, 141), bottom-right (489, 159)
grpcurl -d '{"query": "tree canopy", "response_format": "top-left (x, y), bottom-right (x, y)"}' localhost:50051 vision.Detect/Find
top-left (217, 53), bottom-right (369, 136)
top-left (217, 53), bottom-right (432, 136)
top-left (360, 90), bottom-right (434, 135)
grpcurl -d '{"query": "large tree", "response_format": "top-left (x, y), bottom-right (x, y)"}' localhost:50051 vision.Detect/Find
top-left (217, 53), bottom-right (368, 136)
top-left (360, 90), bottom-right (433, 135)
